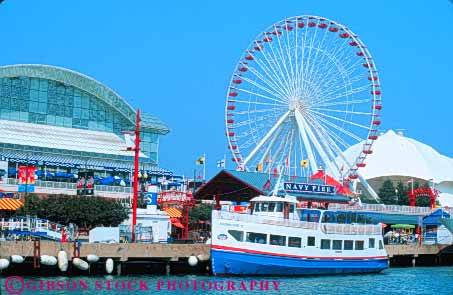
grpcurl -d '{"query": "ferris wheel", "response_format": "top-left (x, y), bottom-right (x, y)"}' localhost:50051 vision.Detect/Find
top-left (225, 15), bottom-right (382, 187)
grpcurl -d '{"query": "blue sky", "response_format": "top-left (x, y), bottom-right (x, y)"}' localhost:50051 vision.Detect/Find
top-left (1, 0), bottom-right (452, 178)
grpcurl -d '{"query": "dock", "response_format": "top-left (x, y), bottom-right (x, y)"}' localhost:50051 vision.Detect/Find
top-left (0, 241), bottom-right (211, 276)
top-left (1, 241), bottom-right (452, 275)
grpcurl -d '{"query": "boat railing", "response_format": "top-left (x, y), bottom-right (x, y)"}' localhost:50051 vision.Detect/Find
top-left (6, 177), bottom-right (132, 193)
top-left (215, 210), bottom-right (319, 230)
top-left (328, 203), bottom-right (432, 215)
top-left (0, 216), bottom-right (69, 240)
top-left (320, 223), bottom-right (382, 235)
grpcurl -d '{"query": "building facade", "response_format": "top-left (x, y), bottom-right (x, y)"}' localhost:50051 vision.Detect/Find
top-left (0, 64), bottom-right (171, 197)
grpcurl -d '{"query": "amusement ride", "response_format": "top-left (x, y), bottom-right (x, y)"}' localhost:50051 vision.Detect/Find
top-left (225, 15), bottom-right (382, 200)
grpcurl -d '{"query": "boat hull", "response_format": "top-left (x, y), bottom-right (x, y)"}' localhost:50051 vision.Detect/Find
top-left (212, 248), bottom-right (388, 276)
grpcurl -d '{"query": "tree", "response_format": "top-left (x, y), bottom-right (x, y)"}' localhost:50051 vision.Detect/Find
top-left (189, 203), bottom-right (212, 223)
top-left (17, 194), bottom-right (129, 228)
top-left (395, 181), bottom-right (409, 206)
top-left (378, 179), bottom-right (397, 205)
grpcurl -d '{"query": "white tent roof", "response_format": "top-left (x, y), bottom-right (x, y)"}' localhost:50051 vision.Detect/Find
top-left (0, 119), bottom-right (146, 157)
top-left (340, 130), bottom-right (453, 183)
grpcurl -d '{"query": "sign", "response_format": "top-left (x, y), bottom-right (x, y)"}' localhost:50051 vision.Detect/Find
top-left (217, 234), bottom-right (228, 240)
top-left (158, 191), bottom-right (192, 203)
top-left (284, 182), bottom-right (336, 195)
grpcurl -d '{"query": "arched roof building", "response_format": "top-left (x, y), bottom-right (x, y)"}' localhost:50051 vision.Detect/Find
top-left (0, 64), bottom-right (171, 177)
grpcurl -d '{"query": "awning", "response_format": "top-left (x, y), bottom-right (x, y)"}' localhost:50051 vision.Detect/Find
top-left (391, 224), bottom-right (416, 229)
top-left (170, 218), bottom-right (185, 229)
top-left (164, 208), bottom-right (182, 218)
top-left (0, 198), bottom-right (23, 210)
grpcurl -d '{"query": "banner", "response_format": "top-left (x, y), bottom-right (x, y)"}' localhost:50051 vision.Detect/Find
top-left (18, 165), bottom-right (36, 192)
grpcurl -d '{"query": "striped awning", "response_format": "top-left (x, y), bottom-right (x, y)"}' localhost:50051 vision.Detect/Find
top-left (0, 198), bottom-right (24, 210)
top-left (164, 207), bottom-right (182, 218)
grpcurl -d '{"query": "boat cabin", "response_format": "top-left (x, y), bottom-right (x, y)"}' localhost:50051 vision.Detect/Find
top-left (250, 195), bottom-right (298, 219)
top-left (250, 195), bottom-right (379, 225)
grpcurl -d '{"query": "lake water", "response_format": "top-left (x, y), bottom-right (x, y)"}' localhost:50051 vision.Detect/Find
top-left (1, 267), bottom-right (452, 295)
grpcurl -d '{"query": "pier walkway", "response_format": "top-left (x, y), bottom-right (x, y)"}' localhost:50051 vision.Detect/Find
top-left (0, 241), bottom-right (210, 262)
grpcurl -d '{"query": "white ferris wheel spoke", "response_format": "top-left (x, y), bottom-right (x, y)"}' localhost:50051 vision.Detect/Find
top-left (295, 110), bottom-right (339, 179)
top-left (238, 88), bottom-right (288, 105)
top-left (242, 111), bottom-right (291, 166)
top-left (307, 111), bottom-right (364, 142)
top-left (249, 57), bottom-right (288, 98)
top-left (314, 98), bottom-right (372, 108)
top-left (310, 107), bottom-right (372, 116)
top-left (241, 71), bottom-right (286, 102)
top-left (293, 111), bottom-right (317, 173)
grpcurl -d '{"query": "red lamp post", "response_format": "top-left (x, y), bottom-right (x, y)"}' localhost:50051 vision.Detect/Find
top-left (131, 109), bottom-right (141, 242)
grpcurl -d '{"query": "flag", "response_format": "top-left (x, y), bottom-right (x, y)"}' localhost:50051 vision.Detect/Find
top-left (273, 167), bottom-right (278, 177)
top-left (256, 163), bottom-right (263, 172)
top-left (265, 154), bottom-right (271, 164)
top-left (216, 159), bottom-right (225, 168)
top-left (196, 156), bottom-right (205, 165)
top-left (300, 159), bottom-right (309, 168)
top-left (262, 179), bottom-right (271, 191)
top-left (285, 157), bottom-right (289, 166)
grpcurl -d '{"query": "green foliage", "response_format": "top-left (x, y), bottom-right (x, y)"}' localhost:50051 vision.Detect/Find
top-left (17, 194), bottom-right (128, 228)
top-left (396, 181), bottom-right (409, 205)
top-left (378, 179), bottom-right (397, 205)
top-left (189, 203), bottom-right (212, 223)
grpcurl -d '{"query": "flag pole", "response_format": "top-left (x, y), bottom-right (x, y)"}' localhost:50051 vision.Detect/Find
top-left (203, 153), bottom-right (206, 181)
top-left (223, 154), bottom-right (226, 170)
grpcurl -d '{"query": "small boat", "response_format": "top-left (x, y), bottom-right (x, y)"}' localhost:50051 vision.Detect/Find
top-left (211, 193), bottom-right (388, 275)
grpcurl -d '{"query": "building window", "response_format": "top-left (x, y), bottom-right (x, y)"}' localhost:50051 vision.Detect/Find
top-left (369, 238), bottom-right (375, 248)
top-left (307, 236), bottom-right (316, 247)
top-left (332, 240), bottom-right (342, 250)
top-left (228, 230), bottom-right (244, 242)
top-left (270, 234), bottom-right (286, 246)
top-left (344, 240), bottom-right (353, 250)
top-left (246, 232), bottom-right (267, 244)
top-left (288, 237), bottom-right (301, 248)
top-left (320, 239), bottom-right (331, 250)
top-left (355, 240), bottom-right (364, 250)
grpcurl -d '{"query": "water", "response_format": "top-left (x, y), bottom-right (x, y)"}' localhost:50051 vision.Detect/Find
top-left (1, 267), bottom-right (452, 295)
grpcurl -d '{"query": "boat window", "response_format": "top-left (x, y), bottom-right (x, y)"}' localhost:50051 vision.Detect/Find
top-left (307, 236), bottom-right (316, 246)
top-left (355, 240), bottom-right (364, 250)
top-left (320, 239), bottom-right (331, 250)
top-left (332, 240), bottom-right (342, 250)
top-left (379, 240), bottom-right (384, 250)
top-left (300, 209), bottom-right (321, 222)
top-left (260, 202), bottom-right (269, 212)
top-left (246, 232), bottom-right (267, 244)
top-left (289, 204), bottom-right (295, 213)
top-left (369, 238), bottom-right (375, 248)
top-left (268, 202), bottom-right (276, 212)
top-left (275, 202), bottom-right (283, 212)
top-left (337, 213), bottom-right (346, 224)
top-left (322, 211), bottom-right (335, 223)
top-left (228, 230), bottom-right (244, 242)
top-left (357, 214), bottom-right (365, 224)
top-left (366, 216), bottom-right (373, 224)
top-left (344, 240), bottom-right (353, 250)
top-left (270, 234), bottom-right (286, 246)
top-left (254, 203), bottom-right (260, 212)
top-left (288, 237), bottom-right (301, 248)
top-left (350, 213), bottom-right (357, 223)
